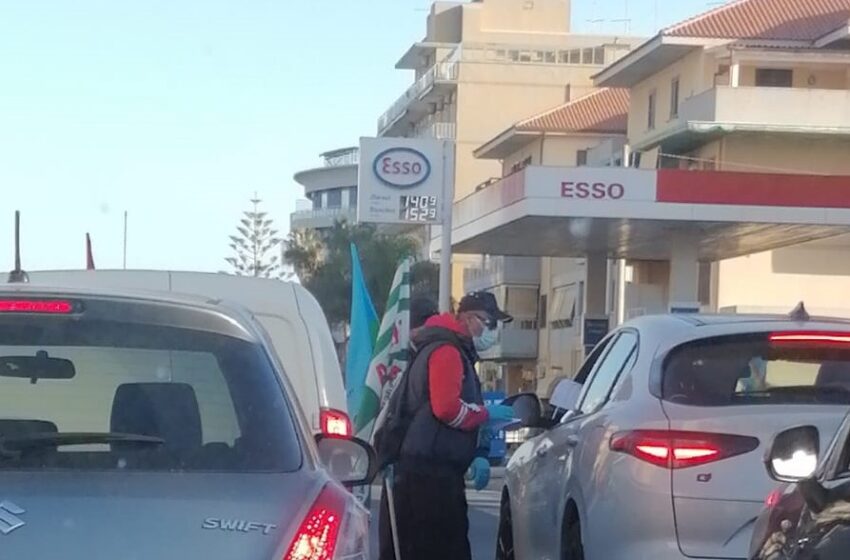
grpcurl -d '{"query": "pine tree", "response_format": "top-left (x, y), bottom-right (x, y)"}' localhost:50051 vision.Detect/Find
top-left (225, 195), bottom-right (284, 278)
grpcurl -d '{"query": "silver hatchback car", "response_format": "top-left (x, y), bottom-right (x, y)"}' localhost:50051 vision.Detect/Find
top-left (0, 287), bottom-right (374, 559)
top-left (500, 313), bottom-right (850, 560)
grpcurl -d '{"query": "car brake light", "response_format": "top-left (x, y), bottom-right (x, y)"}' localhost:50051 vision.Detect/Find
top-left (610, 430), bottom-right (759, 469)
top-left (283, 484), bottom-right (346, 560)
top-left (320, 408), bottom-right (352, 439)
top-left (765, 489), bottom-right (782, 508)
top-left (0, 299), bottom-right (75, 314)
top-left (769, 331), bottom-right (850, 346)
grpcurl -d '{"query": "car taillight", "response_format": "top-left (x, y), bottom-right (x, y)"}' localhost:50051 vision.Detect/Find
top-left (320, 408), bottom-right (352, 439)
top-left (765, 489), bottom-right (782, 508)
top-left (610, 430), bottom-right (759, 469)
top-left (0, 299), bottom-right (75, 314)
top-left (283, 484), bottom-right (346, 560)
top-left (769, 331), bottom-right (850, 346)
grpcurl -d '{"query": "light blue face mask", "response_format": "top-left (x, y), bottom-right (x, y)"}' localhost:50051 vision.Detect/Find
top-left (474, 326), bottom-right (499, 352)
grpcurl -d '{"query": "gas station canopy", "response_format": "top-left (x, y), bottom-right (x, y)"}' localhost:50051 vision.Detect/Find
top-left (452, 167), bottom-right (850, 261)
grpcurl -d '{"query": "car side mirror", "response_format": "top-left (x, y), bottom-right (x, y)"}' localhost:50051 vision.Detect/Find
top-left (550, 379), bottom-right (582, 413)
top-left (766, 425), bottom-right (819, 483)
top-left (315, 435), bottom-right (378, 487)
top-left (502, 392), bottom-right (543, 428)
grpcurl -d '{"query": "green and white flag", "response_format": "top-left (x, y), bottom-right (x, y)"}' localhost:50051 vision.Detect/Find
top-left (352, 258), bottom-right (412, 441)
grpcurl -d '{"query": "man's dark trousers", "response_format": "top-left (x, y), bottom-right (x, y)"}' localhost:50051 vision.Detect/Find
top-left (378, 466), bottom-right (471, 560)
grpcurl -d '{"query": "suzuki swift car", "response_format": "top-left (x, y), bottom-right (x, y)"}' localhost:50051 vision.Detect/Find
top-left (0, 286), bottom-right (374, 559)
top-left (499, 313), bottom-right (850, 560)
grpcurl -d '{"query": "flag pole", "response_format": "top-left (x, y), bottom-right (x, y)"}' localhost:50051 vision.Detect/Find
top-left (123, 211), bottom-right (128, 269)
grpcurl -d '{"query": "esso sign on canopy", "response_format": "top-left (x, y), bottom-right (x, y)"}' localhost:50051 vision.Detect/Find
top-left (561, 181), bottom-right (625, 200)
top-left (373, 147), bottom-right (432, 188)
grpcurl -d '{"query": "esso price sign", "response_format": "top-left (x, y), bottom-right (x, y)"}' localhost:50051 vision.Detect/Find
top-left (373, 147), bottom-right (432, 189)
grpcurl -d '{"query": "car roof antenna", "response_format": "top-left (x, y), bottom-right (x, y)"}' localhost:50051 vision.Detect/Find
top-left (789, 301), bottom-right (810, 322)
top-left (7, 211), bottom-right (30, 284)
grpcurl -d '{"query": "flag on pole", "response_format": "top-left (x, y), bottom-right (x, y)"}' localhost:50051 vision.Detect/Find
top-left (86, 233), bottom-right (96, 270)
top-left (344, 244), bottom-right (379, 415)
top-left (353, 258), bottom-right (412, 439)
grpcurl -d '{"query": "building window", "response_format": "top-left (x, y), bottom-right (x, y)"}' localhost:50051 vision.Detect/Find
top-left (550, 284), bottom-right (580, 330)
top-left (349, 187), bottom-right (358, 208)
top-left (510, 156), bottom-right (532, 175)
top-left (539, 294), bottom-right (548, 326)
top-left (312, 193), bottom-right (323, 209)
top-left (670, 77), bottom-right (680, 118)
top-left (648, 90), bottom-right (657, 130)
top-left (326, 189), bottom-right (342, 209)
top-left (593, 47), bottom-right (605, 65)
top-left (756, 68), bottom-right (793, 88)
top-left (576, 149), bottom-right (588, 166)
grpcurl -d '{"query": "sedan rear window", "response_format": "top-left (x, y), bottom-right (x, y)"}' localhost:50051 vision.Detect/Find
top-left (662, 333), bottom-right (850, 406)
top-left (0, 304), bottom-right (301, 473)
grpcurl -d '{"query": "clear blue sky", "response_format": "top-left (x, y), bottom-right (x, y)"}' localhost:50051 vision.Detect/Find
top-left (0, 0), bottom-right (717, 272)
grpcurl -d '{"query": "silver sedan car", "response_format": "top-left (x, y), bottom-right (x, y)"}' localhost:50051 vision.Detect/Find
top-left (0, 286), bottom-right (374, 559)
top-left (498, 313), bottom-right (850, 560)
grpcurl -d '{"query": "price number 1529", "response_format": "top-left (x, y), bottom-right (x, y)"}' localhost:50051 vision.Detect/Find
top-left (400, 195), bottom-right (438, 222)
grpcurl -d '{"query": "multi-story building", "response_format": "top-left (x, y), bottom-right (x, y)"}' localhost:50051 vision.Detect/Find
top-left (291, 147), bottom-right (360, 232)
top-left (594, 0), bottom-right (850, 316)
top-left (469, 87), bottom-right (632, 393)
top-left (449, 0), bottom-right (850, 397)
top-left (378, 0), bottom-right (643, 313)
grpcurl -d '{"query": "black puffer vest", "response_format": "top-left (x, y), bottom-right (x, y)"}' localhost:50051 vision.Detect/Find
top-left (398, 325), bottom-right (483, 474)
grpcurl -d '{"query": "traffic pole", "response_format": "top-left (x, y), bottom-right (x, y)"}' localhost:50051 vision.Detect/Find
top-left (438, 141), bottom-right (456, 313)
top-left (384, 465), bottom-right (403, 560)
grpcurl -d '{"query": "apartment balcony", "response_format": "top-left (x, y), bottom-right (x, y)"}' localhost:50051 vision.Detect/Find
top-left (419, 121), bottom-right (457, 140)
top-left (464, 256), bottom-right (541, 293)
top-left (290, 207), bottom-right (355, 231)
top-left (378, 52), bottom-right (461, 137)
top-left (321, 147), bottom-right (359, 167)
top-left (640, 86), bottom-right (850, 152)
top-left (478, 321), bottom-right (540, 361)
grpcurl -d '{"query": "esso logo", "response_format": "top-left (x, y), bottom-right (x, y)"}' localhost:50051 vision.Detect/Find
top-left (560, 181), bottom-right (625, 200)
top-left (373, 148), bottom-right (431, 188)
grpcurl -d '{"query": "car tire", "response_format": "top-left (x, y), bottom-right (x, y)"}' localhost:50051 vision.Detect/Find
top-left (495, 492), bottom-right (515, 560)
top-left (562, 512), bottom-right (584, 560)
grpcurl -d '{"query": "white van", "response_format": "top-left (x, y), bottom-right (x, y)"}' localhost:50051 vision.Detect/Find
top-left (25, 270), bottom-right (351, 439)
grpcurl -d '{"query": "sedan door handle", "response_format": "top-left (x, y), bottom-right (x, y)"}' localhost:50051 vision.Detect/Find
top-left (535, 443), bottom-right (553, 458)
top-left (565, 435), bottom-right (579, 448)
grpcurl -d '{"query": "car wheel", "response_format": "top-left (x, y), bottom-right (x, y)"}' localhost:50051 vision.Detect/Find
top-left (495, 492), bottom-right (515, 560)
top-left (562, 513), bottom-right (584, 560)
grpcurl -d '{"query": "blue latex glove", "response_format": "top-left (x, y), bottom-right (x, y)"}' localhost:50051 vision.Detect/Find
top-left (486, 404), bottom-right (515, 423)
top-left (466, 456), bottom-right (491, 491)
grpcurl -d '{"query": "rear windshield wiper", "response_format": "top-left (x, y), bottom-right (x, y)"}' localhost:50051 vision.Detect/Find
top-left (0, 432), bottom-right (164, 458)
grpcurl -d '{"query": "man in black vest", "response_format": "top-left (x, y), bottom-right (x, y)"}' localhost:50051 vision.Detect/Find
top-left (385, 291), bottom-right (514, 560)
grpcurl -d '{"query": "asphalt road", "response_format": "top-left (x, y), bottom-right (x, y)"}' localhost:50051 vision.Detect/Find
top-left (369, 484), bottom-right (502, 560)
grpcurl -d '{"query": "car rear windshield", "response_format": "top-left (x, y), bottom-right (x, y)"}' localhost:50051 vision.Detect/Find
top-left (0, 299), bottom-right (301, 472)
top-left (662, 332), bottom-right (850, 406)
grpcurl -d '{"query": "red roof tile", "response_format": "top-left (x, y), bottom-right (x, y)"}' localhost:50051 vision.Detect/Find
top-left (516, 88), bottom-right (629, 134)
top-left (664, 0), bottom-right (850, 41)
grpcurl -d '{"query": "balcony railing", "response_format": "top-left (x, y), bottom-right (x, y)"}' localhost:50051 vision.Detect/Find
top-left (322, 148), bottom-right (359, 168)
top-left (420, 121), bottom-right (457, 139)
top-left (464, 256), bottom-right (541, 292)
top-left (378, 49), bottom-right (462, 134)
top-left (681, 86), bottom-right (850, 131)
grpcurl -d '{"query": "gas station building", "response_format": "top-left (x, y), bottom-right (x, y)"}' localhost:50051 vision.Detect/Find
top-left (457, 0), bottom-right (850, 396)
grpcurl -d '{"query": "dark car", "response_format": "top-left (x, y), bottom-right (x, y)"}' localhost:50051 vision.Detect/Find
top-left (750, 409), bottom-right (850, 560)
